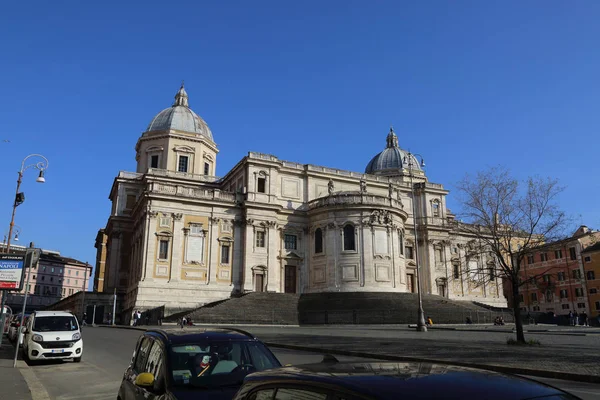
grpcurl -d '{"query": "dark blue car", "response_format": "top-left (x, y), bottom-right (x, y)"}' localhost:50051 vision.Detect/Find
top-left (233, 356), bottom-right (580, 400)
top-left (117, 327), bottom-right (281, 400)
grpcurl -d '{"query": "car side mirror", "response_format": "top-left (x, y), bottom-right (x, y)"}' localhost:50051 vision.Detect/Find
top-left (135, 372), bottom-right (155, 388)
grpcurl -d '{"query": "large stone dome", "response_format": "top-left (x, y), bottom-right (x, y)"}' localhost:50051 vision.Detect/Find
top-left (146, 84), bottom-right (214, 141)
top-left (365, 128), bottom-right (422, 175)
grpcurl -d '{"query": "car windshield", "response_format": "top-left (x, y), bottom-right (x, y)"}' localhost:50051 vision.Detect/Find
top-left (168, 340), bottom-right (280, 388)
top-left (33, 316), bottom-right (78, 332)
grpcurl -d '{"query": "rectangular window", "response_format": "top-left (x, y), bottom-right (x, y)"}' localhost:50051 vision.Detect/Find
top-left (587, 271), bottom-right (596, 280)
top-left (554, 249), bottom-right (562, 259)
top-left (578, 302), bottom-right (586, 309)
top-left (557, 272), bottom-right (565, 281)
top-left (540, 253), bottom-right (548, 262)
top-left (150, 155), bottom-right (159, 169)
top-left (76, 270), bottom-right (79, 276)
top-left (435, 248), bottom-right (443, 263)
top-left (560, 289), bottom-right (568, 299)
top-left (531, 292), bottom-right (538, 302)
top-left (406, 246), bottom-right (414, 260)
top-left (562, 304), bottom-right (570, 310)
top-left (590, 288), bottom-right (598, 294)
top-left (221, 244), bottom-right (230, 264)
top-left (257, 177), bottom-right (266, 193)
top-left (596, 301), bottom-right (600, 311)
top-left (204, 162), bottom-right (210, 175)
top-left (489, 267), bottom-right (495, 281)
top-left (68, 270), bottom-right (71, 275)
top-left (575, 288), bottom-right (584, 297)
top-left (543, 274), bottom-right (551, 283)
top-left (126, 194), bottom-right (136, 209)
top-left (585, 256), bottom-right (591, 263)
top-left (519, 294), bottom-right (524, 302)
top-left (41, 276), bottom-right (45, 281)
top-left (69, 289), bottom-right (73, 295)
top-left (159, 240), bottom-right (169, 260)
top-left (315, 228), bottom-right (323, 254)
top-left (533, 305), bottom-right (540, 311)
top-left (573, 269), bottom-right (582, 279)
top-left (51, 267), bottom-right (55, 273)
top-left (178, 155), bottom-right (189, 173)
top-left (255, 231), bottom-right (265, 248)
top-left (284, 234), bottom-right (297, 250)
top-left (527, 255), bottom-right (534, 264)
top-left (569, 247), bottom-right (577, 260)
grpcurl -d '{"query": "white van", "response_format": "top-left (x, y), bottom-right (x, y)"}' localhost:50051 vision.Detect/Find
top-left (22, 310), bottom-right (83, 362)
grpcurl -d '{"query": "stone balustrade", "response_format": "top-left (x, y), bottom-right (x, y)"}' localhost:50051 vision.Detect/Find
top-left (148, 182), bottom-right (237, 203)
top-left (307, 192), bottom-right (403, 210)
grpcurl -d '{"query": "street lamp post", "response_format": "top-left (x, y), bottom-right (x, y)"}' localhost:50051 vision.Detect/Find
top-left (404, 151), bottom-right (427, 332)
top-left (3, 226), bottom-right (21, 251)
top-left (0, 154), bottom-right (48, 345)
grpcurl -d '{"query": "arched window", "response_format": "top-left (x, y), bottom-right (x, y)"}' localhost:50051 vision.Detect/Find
top-left (314, 228), bottom-right (323, 254)
top-left (343, 224), bottom-right (356, 251)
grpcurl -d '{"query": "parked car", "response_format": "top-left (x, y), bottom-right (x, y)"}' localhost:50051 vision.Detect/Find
top-left (22, 310), bottom-right (83, 363)
top-left (8, 313), bottom-right (29, 343)
top-left (232, 356), bottom-right (581, 400)
top-left (117, 327), bottom-right (281, 400)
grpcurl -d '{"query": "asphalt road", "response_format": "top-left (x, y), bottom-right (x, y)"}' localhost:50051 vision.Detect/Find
top-left (23, 326), bottom-right (600, 400)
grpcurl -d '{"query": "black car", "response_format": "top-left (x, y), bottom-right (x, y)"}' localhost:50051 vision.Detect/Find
top-left (233, 356), bottom-right (581, 400)
top-left (117, 327), bottom-right (281, 400)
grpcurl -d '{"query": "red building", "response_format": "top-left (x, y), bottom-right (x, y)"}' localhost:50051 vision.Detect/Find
top-left (507, 226), bottom-right (599, 317)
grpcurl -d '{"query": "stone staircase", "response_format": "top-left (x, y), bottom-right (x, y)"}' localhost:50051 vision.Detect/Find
top-left (168, 293), bottom-right (301, 325)
top-left (297, 292), bottom-right (512, 324)
top-left (164, 292), bottom-right (511, 325)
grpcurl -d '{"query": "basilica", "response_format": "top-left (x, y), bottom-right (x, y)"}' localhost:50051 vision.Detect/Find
top-left (95, 84), bottom-right (507, 317)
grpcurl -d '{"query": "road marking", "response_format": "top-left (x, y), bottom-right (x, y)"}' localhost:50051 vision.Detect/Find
top-left (18, 360), bottom-right (51, 400)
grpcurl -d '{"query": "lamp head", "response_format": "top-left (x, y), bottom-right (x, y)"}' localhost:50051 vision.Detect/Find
top-left (36, 170), bottom-right (45, 183)
top-left (420, 159), bottom-right (426, 168)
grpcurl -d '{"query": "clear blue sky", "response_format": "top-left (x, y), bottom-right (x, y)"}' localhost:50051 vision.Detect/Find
top-left (1, 2), bottom-right (598, 287)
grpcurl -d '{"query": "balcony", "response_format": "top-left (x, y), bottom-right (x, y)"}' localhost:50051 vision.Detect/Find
top-left (307, 192), bottom-right (404, 211)
top-left (415, 216), bottom-right (451, 228)
top-left (148, 182), bottom-right (237, 203)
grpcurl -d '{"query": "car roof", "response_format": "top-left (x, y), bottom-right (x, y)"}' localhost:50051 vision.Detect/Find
top-left (33, 311), bottom-right (75, 317)
top-left (242, 361), bottom-right (569, 400)
top-left (146, 327), bottom-right (259, 345)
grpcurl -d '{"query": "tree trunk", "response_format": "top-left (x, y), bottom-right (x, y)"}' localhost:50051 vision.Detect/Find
top-left (512, 279), bottom-right (526, 343)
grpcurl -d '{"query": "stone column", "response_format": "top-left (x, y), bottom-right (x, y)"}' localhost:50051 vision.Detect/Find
top-left (207, 217), bottom-right (220, 285)
top-left (107, 232), bottom-right (122, 291)
top-left (266, 221), bottom-right (279, 292)
top-left (142, 211), bottom-right (158, 282)
top-left (232, 219), bottom-right (244, 291)
top-left (243, 219), bottom-right (254, 290)
top-left (169, 213), bottom-right (184, 282)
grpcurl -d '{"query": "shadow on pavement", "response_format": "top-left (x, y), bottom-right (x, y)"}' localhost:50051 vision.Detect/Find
top-left (0, 338), bottom-right (32, 400)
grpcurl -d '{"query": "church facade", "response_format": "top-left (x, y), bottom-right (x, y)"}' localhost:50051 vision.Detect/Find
top-left (95, 85), bottom-right (507, 318)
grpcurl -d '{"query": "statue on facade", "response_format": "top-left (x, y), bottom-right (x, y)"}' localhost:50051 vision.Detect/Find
top-left (388, 182), bottom-right (394, 199)
top-left (359, 179), bottom-right (367, 193)
top-left (397, 191), bottom-right (404, 208)
top-left (328, 179), bottom-right (334, 195)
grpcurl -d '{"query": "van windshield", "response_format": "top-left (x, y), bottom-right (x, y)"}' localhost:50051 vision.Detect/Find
top-left (33, 316), bottom-right (78, 332)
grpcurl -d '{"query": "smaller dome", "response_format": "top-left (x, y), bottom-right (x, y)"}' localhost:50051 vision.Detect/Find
top-left (365, 127), bottom-right (422, 175)
top-left (145, 84), bottom-right (214, 141)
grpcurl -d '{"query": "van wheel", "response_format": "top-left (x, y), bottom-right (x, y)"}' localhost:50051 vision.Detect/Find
top-left (73, 356), bottom-right (82, 363)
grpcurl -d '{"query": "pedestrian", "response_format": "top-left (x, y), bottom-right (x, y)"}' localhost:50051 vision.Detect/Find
top-left (573, 311), bottom-right (579, 326)
top-left (133, 310), bottom-right (139, 326)
top-left (568, 311), bottom-right (574, 326)
top-left (82, 312), bottom-right (87, 326)
top-left (581, 312), bottom-right (588, 327)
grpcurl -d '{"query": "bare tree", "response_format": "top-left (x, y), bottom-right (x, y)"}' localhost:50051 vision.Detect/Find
top-left (454, 166), bottom-right (569, 343)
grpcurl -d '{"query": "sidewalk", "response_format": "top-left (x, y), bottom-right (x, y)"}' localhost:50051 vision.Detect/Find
top-left (0, 340), bottom-right (32, 400)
